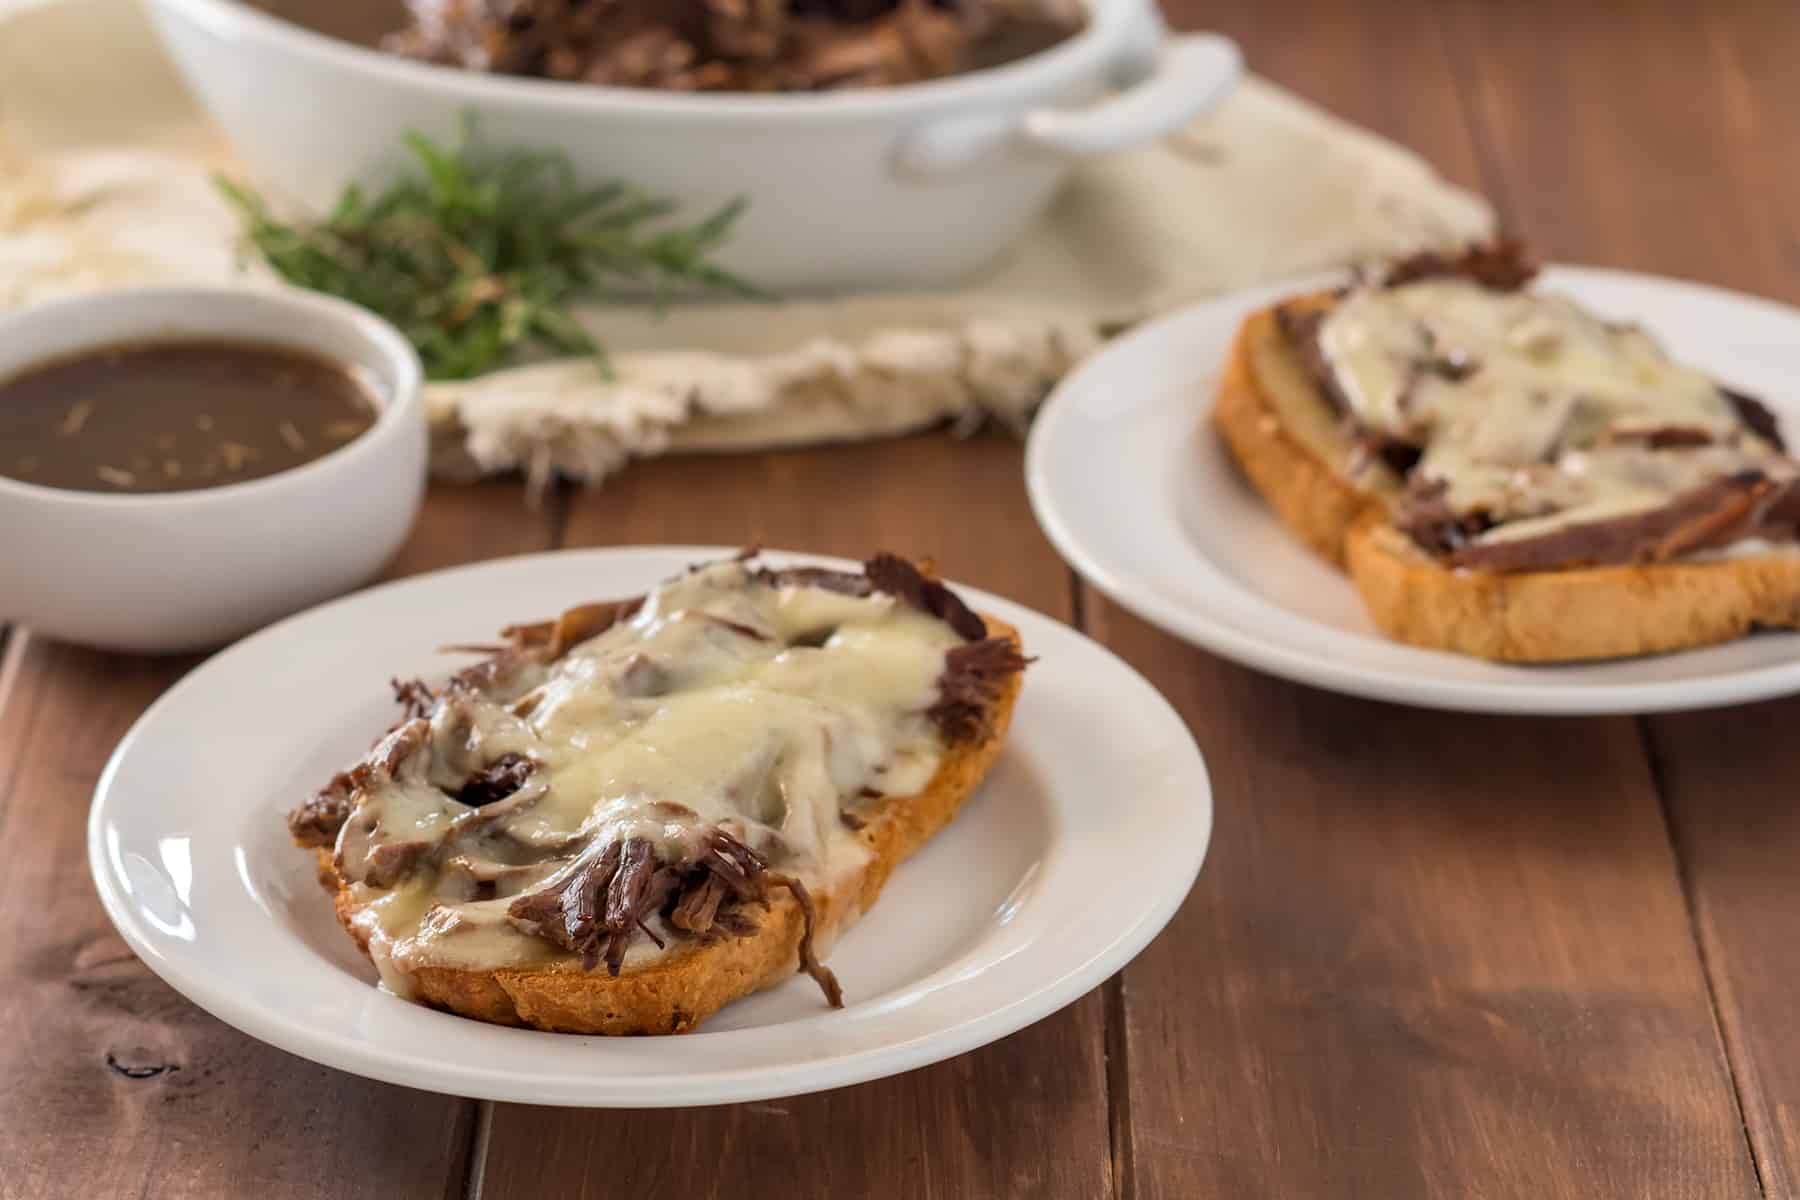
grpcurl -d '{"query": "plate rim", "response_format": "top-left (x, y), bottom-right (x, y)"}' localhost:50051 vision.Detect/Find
top-left (88, 545), bottom-right (1211, 1106)
top-left (1026, 264), bottom-right (1800, 715)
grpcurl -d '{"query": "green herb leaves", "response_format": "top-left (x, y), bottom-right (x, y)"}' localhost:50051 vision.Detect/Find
top-left (217, 124), bottom-right (755, 380)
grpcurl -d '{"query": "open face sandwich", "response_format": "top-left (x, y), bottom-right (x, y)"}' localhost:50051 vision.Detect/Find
top-left (1213, 242), bottom-right (1800, 662)
top-left (288, 553), bottom-right (1026, 1034)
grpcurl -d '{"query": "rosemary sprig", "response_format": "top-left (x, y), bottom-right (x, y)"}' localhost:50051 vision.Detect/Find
top-left (216, 125), bottom-right (756, 380)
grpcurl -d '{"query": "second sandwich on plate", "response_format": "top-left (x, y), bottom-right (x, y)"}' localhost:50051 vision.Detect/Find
top-left (1214, 242), bottom-right (1800, 662)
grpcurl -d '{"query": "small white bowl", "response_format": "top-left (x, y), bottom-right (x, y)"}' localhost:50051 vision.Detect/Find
top-left (0, 287), bottom-right (426, 654)
top-left (144, 0), bottom-right (1241, 292)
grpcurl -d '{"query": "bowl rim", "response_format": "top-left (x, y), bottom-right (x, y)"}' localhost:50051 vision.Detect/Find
top-left (146, 0), bottom-right (1141, 123)
top-left (0, 286), bottom-right (424, 512)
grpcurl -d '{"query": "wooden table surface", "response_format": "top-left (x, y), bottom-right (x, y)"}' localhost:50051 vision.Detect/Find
top-left (6, 2), bottom-right (1800, 1197)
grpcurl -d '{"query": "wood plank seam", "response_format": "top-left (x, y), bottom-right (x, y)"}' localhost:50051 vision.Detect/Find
top-left (1104, 974), bottom-right (1136, 1200)
top-left (1429, 0), bottom-right (1524, 234)
top-left (461, 1098), bottom-right (496, 1200)
top-left (1073, 569), bottom-right (1137, 1200)
top-left (433, 1095), bottom-right (481, 1200)
top-left (1638, 716), bottom-right (1773, 1199)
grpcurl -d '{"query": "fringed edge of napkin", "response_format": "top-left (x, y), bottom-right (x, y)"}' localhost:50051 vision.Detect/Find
top-left (426, 314), bottom-right (1104, 488)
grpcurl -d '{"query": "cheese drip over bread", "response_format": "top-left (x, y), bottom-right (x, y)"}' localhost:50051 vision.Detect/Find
top-left (331, 561), bottom-right (965, 996)
top-left (1316, 279), bottom-right (1792, 542)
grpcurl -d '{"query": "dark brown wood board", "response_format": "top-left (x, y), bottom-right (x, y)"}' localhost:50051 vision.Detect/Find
top-left (1436, 0), bottom-right (1800, 1191)
top-left (1086, 600), bottom-right (1759, 1199)
top-left (0, 486), bottom-right (554, 1200)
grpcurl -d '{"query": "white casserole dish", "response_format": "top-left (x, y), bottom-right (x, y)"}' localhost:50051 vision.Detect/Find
top-left (144, 0), bottom-right (1240, 292)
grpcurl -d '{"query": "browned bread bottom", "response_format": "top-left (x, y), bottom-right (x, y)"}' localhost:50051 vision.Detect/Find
top-left (1213, 301), bottom-right (1800, 663)
top-left (321, 616), bottom-right (1023, 1034)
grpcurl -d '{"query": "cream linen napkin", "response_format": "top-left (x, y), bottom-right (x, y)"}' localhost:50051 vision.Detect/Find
top-left (0, 0), bottom-right (1494, 485)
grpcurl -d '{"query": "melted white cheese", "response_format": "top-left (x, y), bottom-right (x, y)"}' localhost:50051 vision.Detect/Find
top-left (333, 561), bottom-right (963, 985)
top-left (1317, 279), bottom-right (1789, 541)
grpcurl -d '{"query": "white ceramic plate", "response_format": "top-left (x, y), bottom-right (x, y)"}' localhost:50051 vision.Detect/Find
top-left (89, 547), bottom-right (1209, 1106)
top-left (1027, 267), bottom-right (1800, 714)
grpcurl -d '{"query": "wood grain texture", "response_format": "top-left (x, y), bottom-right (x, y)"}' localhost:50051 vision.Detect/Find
top-left (1644, 706), bottom-right (1800, 1197)
top-left (1165, 0), bottom-right (1488, 199)
top-left (1440, 0), bottom-right (1800, 1191)
top-left (1089, 601), bottom-right (1758, 1200)
top-left (1134, 2), bottom-right (1771, 1197)
top-left (476, 433), bottom-right (1114, 1200)
top-left (0, 485), bottom-right (552, 1200)
top-left (1427, 1), bottom-right (1800, 1191)
top-left (1440, 0), bottom-right (1796, 297)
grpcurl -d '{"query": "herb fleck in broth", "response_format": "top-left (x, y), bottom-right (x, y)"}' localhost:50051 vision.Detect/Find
top-left (0, 341), bottom-right (380, 494)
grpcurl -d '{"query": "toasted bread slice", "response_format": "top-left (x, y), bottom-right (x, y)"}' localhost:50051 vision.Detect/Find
top-left (318, 615), bottom-right (1022, 1035)
top-left (1215, 297), bottom-right (1800, 663)
top-left (1212, 297), bottom-right (1397, 566)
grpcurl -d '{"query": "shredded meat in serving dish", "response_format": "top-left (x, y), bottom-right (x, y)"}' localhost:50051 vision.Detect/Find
top-left (378, 0), bottom-right (1085, 90)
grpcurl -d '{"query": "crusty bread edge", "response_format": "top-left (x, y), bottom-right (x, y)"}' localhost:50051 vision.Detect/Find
top-left (1216, 300), bottom-right (1800, 662)
top-left (1211, 304), bottom-right (1379, 567)
top-left (320, 615), bottom-right (1024, 1034)
top-left (1346, 522), bottom-right (1800, 662)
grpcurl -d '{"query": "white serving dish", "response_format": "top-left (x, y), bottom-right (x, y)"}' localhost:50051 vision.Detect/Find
top-left (143, 0), bottom-right (1240, 292)
top-left (0, 287), bottom-right (425, 653)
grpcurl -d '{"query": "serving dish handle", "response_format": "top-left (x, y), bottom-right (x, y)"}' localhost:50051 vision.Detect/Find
top-left (895, 33), bottom-right (1242, 179)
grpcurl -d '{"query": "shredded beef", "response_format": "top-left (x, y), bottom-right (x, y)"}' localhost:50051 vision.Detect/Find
top-left (752, 564), bottom-right (872, 596)
top-left (670, 872), bottom-right (730, 934)
top-left (755, 552), bottom-right (989, 641)
top-left (929, 636), bottom-right (1030, 742)
top-left (506, 827), bottom-right (846, 1005)
top-left (1723, 387), bottom-right (1785, 451)
top-left (1611, 427), bottom-right (1716, 450)
top-left (768, 871), bottom-right (844, 1007)
top-left (366, 841), bottom-right (432, 888)
top-left (1446, 471), bottom-right (1772, 572)
top-left (1396, 478), bottom-right (1494, 556)
top-left (290, 773), bottom-right (356, 848)
top-left (391, 677), bottom-right (437, 720)
top-left (1274, 303), bottom-right (1349, 417)
top-left (457, 754), bottom-right (535, 807)
top-left (1379, 239), bottom-right (1538, 291)
top-left (1276, 303), bottom-right (1428, 479)
top-left (704, 615), bottom-right (772, 642)
top-left (507, 838), bottom-right (654, 972)
top-left (384, 0), bottom-right (1082, 93)
top-left (863, 553), bottom-right (988, 640)
top-left (1760, 479), bottom-right (1800, 535)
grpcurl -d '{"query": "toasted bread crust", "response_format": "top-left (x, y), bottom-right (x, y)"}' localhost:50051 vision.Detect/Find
top-left (1217, 300), bottom-right (1800, 663)
top-left (1346, 523), bottom-right (1800, 662)
top-left (1211, 302), bottom-right (1384, 566)
top-left (322, 616), bottom-right (1023, 1034)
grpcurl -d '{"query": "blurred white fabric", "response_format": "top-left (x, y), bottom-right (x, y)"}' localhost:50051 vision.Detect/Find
top-left (1, 0), bottom-right (1493, 484)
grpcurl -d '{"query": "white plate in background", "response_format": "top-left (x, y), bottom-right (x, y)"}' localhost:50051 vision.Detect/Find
top-left (89, 547), bottom-right (1210, 1105)
top-left (1027, 267), bottom-right (1800, 714)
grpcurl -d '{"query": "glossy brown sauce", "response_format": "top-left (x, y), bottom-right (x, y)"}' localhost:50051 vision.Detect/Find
top-left (0, 340), bottom-right (379, 495)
